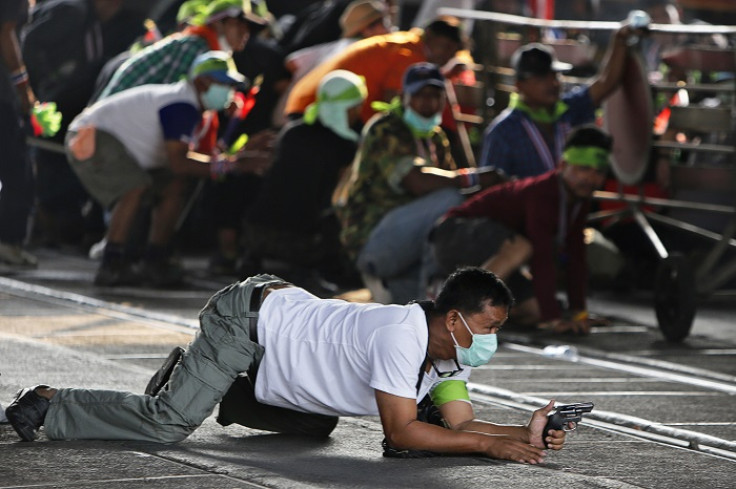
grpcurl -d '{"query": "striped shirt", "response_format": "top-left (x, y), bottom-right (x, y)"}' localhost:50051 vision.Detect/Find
top-left (479, 86), bottom-right (595, 178)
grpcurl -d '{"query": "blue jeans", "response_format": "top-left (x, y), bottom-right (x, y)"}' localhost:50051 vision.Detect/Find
top-left (0, 102), bottom-right (34, 244)
top-left (356, 188), bottom-right (464, 304)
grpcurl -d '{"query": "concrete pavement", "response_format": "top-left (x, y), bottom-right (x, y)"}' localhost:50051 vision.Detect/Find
top-left (1, 248), bottom-right (735, 488)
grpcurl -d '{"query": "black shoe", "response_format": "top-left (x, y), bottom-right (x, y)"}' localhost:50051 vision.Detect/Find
top-left (94, 261), bottom-right (142, 286)
top-left (5, 385), bottom-right (51, 441)
top-left (144, 347), bottom-right (185, 396)
top-left (208, 253), bottom-right (238, 276)
top-left (142, 259), bottom-right (185, 287)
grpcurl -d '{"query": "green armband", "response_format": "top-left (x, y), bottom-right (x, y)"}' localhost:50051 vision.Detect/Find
top-left (430, 380), bottom-right (470, 407)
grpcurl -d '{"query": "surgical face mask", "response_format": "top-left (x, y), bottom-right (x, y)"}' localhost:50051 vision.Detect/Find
top-left (201, 83), bottom-right (234, 111)
top-left (451, 312), bottom-right (498, 367)
top-left (403, 106), bottom-right (441, 136)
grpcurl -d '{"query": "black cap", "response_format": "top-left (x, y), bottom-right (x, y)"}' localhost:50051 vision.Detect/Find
top-left (511, 43), bottom-right (572, 79)
top-left (402, 63), bottom-right (445, 95)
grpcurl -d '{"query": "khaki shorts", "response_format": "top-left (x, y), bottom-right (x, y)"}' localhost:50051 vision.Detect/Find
top-left (66, 128), bottom-right (155, 209)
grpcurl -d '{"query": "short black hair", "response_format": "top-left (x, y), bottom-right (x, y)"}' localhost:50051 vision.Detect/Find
top-left (564, 124), bottom-right (613, 152)
top-left (435, 267), bottom-right (514, 315)
top-left (424, 15), bottom-right (465, 46)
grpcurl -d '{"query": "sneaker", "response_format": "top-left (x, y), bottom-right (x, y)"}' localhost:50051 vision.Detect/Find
top-left (142, 259), bottom-right (185, 287)
top-left (208, 253), bottom-right (238, 276)
top-left (5, 385), bottom-right (51, 441)
top-left (88, 237), bottom-right (107, 260)
top-left (94, 261), bottom-right (142, 286)
top-left (0, 241), bottom-right (38, 267)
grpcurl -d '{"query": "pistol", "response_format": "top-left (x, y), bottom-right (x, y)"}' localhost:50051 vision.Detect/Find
top-left (543, 402), bottom-right (594, 448)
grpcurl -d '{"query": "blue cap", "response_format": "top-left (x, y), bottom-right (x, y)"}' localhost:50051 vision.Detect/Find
top-left (402, 63), bottom-right (445, 95)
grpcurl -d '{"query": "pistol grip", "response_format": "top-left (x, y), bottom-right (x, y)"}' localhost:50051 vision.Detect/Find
top-left (543, 412), bottom-right (570, 448)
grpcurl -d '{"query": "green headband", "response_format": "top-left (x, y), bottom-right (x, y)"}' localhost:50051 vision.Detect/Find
top-left (562, 146), bottom-right (610, 171)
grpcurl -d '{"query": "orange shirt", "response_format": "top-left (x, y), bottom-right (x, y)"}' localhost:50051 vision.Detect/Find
top-left (285, 29), bottom-right (427, 123)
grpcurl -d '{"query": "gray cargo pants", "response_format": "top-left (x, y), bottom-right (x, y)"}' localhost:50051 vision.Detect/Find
top-left (44, 274), bottom-right (338, 442)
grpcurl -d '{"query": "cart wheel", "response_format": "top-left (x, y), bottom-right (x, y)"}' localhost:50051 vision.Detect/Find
top-left (654, 255), bottom-right (697, 342)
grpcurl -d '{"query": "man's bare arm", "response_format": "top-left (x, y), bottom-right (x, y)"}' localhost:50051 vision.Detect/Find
top-left (588, 26), bottom-right (635, 106)
top-left (441, 398), bottom-right (568, 450)
top-left (375, 390), bottom-right (550, 463)
top-left (401, 166), bottom-right (505, 196)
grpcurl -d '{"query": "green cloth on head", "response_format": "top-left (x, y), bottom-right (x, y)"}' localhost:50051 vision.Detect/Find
top-left (303, 70), bottom-right (366, 141)
top-left (370, 96), bottom-right (402, 115)
top-left (508, 92), bottom-right (569, 124)
top-left (304, 72), bottom-right (367, 124)
top-left (191, 0), bottom-right (243, 26)
top-left (429, 380), bottom-right (470, 407)
top-left (177, 0), bottom-right (208, 25)
top-left (562, 145), bottom-right (610, 171)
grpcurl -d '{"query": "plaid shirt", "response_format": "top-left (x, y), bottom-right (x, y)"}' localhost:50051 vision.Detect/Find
top-left (99, 34), bottom-right (210, 99)
top-left (479, 86), bottom-right (595, 178)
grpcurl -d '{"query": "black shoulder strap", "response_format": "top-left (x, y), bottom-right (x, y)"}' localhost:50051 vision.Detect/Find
top-left (415, 351), bottom-right (428, 395)
top-left (415, 300), bottom-right (434, 394)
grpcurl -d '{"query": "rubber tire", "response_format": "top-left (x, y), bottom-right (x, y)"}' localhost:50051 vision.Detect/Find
top-left (654, 254), bottom-right (697, 343)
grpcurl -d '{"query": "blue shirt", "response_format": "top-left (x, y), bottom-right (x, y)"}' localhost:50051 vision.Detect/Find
top-left (479, 86), bottom-right (595, 178)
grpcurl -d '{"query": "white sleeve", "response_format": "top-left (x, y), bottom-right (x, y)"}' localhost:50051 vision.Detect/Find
top-left (368, 324), bottom-right (425, 400)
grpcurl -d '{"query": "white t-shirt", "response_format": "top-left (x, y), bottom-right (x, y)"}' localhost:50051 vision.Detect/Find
top-left (255, 288), bottom-right (469, 417)
top-left (70, 80), bottom-right (201, 170)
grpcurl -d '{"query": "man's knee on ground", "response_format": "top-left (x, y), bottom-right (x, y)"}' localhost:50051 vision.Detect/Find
top-left (152, 424), bottom-right (196, 443)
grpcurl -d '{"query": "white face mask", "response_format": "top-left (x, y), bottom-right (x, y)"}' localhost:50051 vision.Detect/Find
top-left (318, 102), bottom-right (361, 141)
top-left (201, 83), bottom-right (234, 111)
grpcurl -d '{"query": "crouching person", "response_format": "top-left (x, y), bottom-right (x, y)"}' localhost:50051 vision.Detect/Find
top-left (65, 50), bottom-right (270, 287)
top-left (6, 268), bottom-right (568, 463)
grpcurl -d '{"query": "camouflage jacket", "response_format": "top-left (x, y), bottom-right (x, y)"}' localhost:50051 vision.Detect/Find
top-left (335, 109), bottom-right (456, 259)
